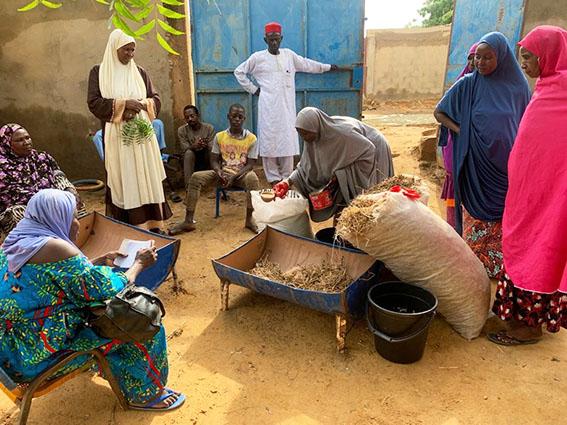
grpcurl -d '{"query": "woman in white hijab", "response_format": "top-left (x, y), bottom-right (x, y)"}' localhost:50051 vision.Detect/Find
top-left (87, 29), bottom-right (171, 231)
top-left (273, 107), bottom-right (394, 221)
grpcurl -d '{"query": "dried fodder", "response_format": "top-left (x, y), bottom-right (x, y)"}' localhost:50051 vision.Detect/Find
top-left (336, 197), bottom-right (377, 236)
top-left (365, 174), bottom-right (423, 194)
top-left (249, 254), bottom-right (286, 282)
top-left (338, 174), bottom-right (429, 239)
top-left (249, 254), bottom-right (352, 293)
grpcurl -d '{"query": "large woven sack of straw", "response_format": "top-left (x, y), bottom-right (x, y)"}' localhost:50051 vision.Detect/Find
top-left (336, 191), bottom-right (490, 340)
top-left (251, 190), bottom-right (313, 238)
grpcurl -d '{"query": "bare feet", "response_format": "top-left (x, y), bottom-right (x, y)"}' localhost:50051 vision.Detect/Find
top-left (168, 221), bottom-right (196, 236)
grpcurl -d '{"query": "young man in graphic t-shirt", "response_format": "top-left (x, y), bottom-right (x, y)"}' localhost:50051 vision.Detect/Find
top-left (169, 104), bottom-right (260, 235)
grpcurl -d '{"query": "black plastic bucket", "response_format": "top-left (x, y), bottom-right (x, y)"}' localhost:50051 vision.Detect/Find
top-left (315, 227), bottom-right (358, 251)
top-left (367, 282), bottom-right (437, 364)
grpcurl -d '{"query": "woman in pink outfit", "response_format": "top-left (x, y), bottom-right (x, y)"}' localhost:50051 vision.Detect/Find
top-left (489, 26), bottom-right (567, 345)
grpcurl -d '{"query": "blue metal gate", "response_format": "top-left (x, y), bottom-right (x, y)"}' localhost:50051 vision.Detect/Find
top-left (189, 0), bottom-right (364, 137)
top-left (444, 0), bottom-right (526, 88)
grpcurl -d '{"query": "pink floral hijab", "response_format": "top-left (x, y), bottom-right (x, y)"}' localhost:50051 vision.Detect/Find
top-left (0, 124), bottom-right (58, 213)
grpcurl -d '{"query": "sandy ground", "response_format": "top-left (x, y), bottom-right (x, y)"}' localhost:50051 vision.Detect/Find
top-left (2, 103), bottom-right (566, 425)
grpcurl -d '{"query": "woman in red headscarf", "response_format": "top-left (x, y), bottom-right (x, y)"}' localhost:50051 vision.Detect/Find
top-left (489, 26), bottom-right (567, 345)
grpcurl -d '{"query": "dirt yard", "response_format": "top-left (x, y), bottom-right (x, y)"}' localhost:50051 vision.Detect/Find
top-left (2, 102), bottom-right (566, 425)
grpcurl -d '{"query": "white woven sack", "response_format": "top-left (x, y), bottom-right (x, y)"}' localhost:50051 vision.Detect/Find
top-left (251, 190), bottom-right (313, 238)
top-left (337, 191), bottom-right (490, 340)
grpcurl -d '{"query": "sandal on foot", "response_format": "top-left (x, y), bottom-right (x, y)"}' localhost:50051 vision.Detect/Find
top-left (170, 193), bottom-right (183, 203)
top-left (487, 330), bottom-right (540, 346)
top-left (168, 223), bottom-right (196, 236)
top-left (129, 388), bottom-right (186, 412)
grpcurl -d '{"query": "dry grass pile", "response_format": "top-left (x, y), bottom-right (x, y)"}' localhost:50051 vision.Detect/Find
top-left (366, 174), bottom-right (422, 194)
top-left (338, 174), bottom-right (427, 239)
top-left (249, 254), bottom-right (352, 293)
top-left (336, 197), bottom-right (377, 236)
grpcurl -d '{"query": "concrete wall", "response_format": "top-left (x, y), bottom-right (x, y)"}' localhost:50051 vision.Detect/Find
top-left (364, 25), bottom-right (451, 101)
top-left (0, 3), bottom-right (182, 180)
top-left (520, 0), bottom-right (567, 87)
top-left (522, 0), bottom-right (567, 35)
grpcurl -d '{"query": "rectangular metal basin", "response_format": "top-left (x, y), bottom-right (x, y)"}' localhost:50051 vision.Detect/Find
top-left (212, 227), bottom-right (382, 351)
top-left (78, 212), bottom-right (180, 291)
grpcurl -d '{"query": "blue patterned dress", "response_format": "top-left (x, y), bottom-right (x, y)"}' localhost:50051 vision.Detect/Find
top-left (0, 252), bottom-right (168, 404)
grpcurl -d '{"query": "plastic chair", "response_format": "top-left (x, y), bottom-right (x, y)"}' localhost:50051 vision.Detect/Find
top-left (0, 349), bottom-right (129, 425)
top-left (215, 187), bottom-right (246, 218)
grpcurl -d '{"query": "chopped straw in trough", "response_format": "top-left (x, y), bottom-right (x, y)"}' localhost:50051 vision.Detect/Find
top-left (249, 254), bottom-right (352, 293)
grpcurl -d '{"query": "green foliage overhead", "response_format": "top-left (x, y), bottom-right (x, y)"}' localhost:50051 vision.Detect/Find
top-left (17, 0), bottom-right (186, 55)
top-left (418, 0), bottom-right (454, 27)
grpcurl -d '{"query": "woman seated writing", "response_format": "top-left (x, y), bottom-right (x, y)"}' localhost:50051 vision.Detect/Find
top-left (0, 123), bottom-right (85, 241)
top-left (273, 107), bottom-right (394, 222)
top-left (0, 189), bottom-right (184, 411)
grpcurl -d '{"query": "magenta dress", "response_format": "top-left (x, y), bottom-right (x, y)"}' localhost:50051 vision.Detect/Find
top-left (493, 26), bottom-right (567, 332)
top-left (440, 43), bottom-right (478, 229)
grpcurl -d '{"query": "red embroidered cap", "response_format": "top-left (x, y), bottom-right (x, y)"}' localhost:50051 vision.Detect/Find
top-left (265, 22), bottom-right (282, 35)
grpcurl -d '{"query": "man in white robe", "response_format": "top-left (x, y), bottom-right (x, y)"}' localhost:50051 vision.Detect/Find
top-left (234, 22), bottom-right (337, 184)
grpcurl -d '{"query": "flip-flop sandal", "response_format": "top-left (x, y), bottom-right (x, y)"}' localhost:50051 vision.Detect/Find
top-left (487, 330), bottom-right (540, 346)
top-left (129, 388), bottom-right (186, 411)
top-left (168, 224), bottom-right (196, 236)
top-left (170, 193), bottom-right (183, 203)
top-left (149, 228), bottom-right (168, 236)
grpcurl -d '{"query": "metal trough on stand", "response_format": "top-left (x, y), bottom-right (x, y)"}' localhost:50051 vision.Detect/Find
top-left (212, 226), bottom-right (384, 352)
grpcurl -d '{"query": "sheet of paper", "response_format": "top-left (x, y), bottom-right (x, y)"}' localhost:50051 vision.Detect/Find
top-left (113, 239), bottom-right (153, 268)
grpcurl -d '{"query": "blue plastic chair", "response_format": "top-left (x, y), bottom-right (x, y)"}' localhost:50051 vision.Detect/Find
top-left (215, 187), bottom-right (246, 218)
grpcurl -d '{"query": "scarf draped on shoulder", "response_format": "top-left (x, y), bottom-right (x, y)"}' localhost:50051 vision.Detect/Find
top-left (436, 32), bottom-right (531, 234)
top-left (99, 29), bottom-right (165, 210)
top-left (0, 124), bottom-right (58, 213)
top-left (502, 25), bottom-right (567, 293)
top-left (2, 189), bottom-right (78, 273)
top-left (294, 107), bottom-right (393, 220)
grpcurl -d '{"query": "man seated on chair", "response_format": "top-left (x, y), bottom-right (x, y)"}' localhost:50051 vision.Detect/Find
top-left (169, 103), bottom-right (260, 235)
top-left (178, 105), bottom-right (215, 188)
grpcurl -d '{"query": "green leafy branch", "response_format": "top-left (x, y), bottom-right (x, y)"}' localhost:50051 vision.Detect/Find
top-left (18, 0), bottom-right (62, 10)
top-left (122, 115), bottom-right (155, 146)
top-left (17, 0), bottom-right (186, 55)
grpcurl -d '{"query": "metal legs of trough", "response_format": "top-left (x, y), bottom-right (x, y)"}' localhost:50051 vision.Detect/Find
top-left (219, 279), bottom-right (349, 352)
top-left (335, 314), bottom-right (348, 353)
top-left (220, 279), bottom-right (230, 311)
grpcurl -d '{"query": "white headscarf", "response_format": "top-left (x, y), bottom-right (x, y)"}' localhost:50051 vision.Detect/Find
top-left (99, 29), bottom-right (146, 100)
top-left (98, 29), bottom-right (166, 211)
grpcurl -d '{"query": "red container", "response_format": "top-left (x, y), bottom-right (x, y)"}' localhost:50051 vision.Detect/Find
top-left (309, 188), bottom-right (334, 211)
